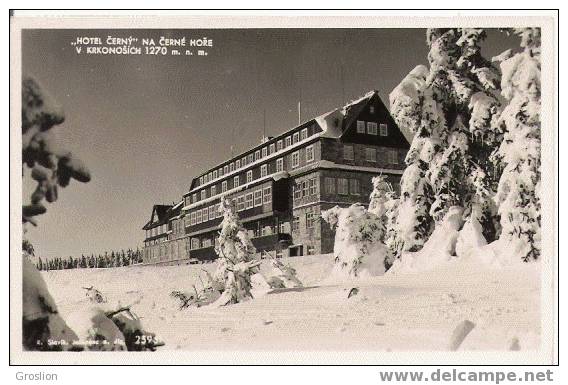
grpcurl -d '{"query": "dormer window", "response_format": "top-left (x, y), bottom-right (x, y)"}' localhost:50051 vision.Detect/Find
top-left (212, 170), bottom-right (218, 179)
top-left (269, 143), bottom-right (275, 154)
top-left (277, 140), bottom-right (283, 151)
top-left (248, 154), bottom-right (254, 164)
top-left (229, 163), bottom-right (234, 172)
top-left (255, 150), bottom-right (261, 161)
top-left (285, 136), bottom-right (292, 147)
top-left (300, 128), bottom-right (308, 140)
top-left (293, 132), bottom-right (300, 144)
top-left (236, 159), bottom-right (241, 169)
top-left (224, 165), bottom-right (229, 175)
top-left (262, 147), bottom-right (267, 157)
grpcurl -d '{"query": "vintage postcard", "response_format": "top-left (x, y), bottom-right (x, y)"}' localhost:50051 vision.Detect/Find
top-left (9, 11), bottom-right (558, 365)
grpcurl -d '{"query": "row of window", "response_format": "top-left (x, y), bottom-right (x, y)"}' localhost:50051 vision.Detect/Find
top-left (189, 187), bottom-right (273, 227)
top-left (344, 145), bottom-right (399, 164)
top-left (356, 121), bottom-right (388, 136)
top-left (324, 177), bottom-right (361, 196)
top-left (293, 177), bottom-right (318, 200)
top-left (191, 145), bottom-right (315, 204)
top-left (145, 224), bottom-right (167, 239)
top-left (198, 127), bottom-right (314, 186)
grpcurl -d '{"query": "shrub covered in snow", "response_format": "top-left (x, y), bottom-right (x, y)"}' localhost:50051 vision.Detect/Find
top-left (321, 204), bottom-right (388, 278)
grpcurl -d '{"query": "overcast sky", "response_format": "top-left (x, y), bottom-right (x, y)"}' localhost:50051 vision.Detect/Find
top-left (22, 28), bottom-right (516, 258)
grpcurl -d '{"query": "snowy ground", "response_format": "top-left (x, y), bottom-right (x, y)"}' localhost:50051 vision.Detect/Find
top-left (42, 254), bottom-right (540, 352)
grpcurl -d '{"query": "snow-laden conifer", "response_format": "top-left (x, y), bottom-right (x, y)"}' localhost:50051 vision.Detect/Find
top-left (493, 28), bottom-right (541, 262)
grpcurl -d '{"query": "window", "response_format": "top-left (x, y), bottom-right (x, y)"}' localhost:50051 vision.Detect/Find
top-left (370, 106), bottom-right (375, 114)
top-left (208, 172), bottom-right (213, 181)
top-left (261, 164), bottom-right (268, 177)
top-left (343, 145), bottom-right (354, 160)
top-left (324, 177), bottom-right (335, 194)
top-left (293, 184), bottom-right (302, 200)
top-left (237, 196), bottom-right (245, 211)
top-left (236, 159), bottom-right (241, 169)
top-left (389, 149), bottom-right (398, 164)
top-left (306, 212), bottom-right (316, 229)
top-left (245, 193), bottom-right (253, 209)
top-left (255, 150), bottom-right (261, 161)
top-left (276, 158), bottom-right (284, 172)
top-left (190, 212), bottom-right (196, 226)
top-left (285, 136), bottom-right (292, 147)
top-left (277, 140), bottom-right (283, 151)
top-left (193, 193), bottom-right (197, 203)
top-left (291, 151), bottom-right (300, 168)
top-left (292, 216), bottom-right (300, 232)
top-left (199, 176), bottom-right (204, 185)
top-left (229, 163), bottom-right (235, 172)
top-left (380, 123), bottom-right (388, 136)
top-left (248, 154), bottom-right (253, 164)
top-left (213, 170), bottom-right (218, 179)
top-left (293, 132), bottom-right (300, 144)
top-left (202, 238), bottom-right (212, 248)
top-left (269, 143), bottom-right (275, 154)
top-left (338, 178), bottom-right (349, 195)
top-left (233, 175), bottom-right (240, 188)
top-left (217, 204), bottom-right (222, 218)
top-left (203, 207), bottom-right (209, 222)
top-left (306, 145), bottom-right (314, 162)
top-left (365, 147), bottom-right (377, 162)
top-left (254, 190), bottom-right (263, 207)
top-left (262, 147), bottom-right (267, 157)
top-left (302, 180), bottom-right (308, 197)
top-left (191, 238), bottom-right (200, 250)
top-left (350, 179), bottom-right (360, 195)
top-left (222, 181), bottom-right (228, 193)
top-left (246, 170), bottom-right (253, 183)
top-left (224, 165), bottom-right (229, 175)
top-left (263, 186), bottom-right (272, 204)
top-left (201, 190), bottom-right (207, 200)
top-left (219, 168), bottom-right (224, 177)
top-left (357, 120), bottom-right (366, 133)
top-left (309, 177), bottom-right (317, 195)
top-left (367, 122), bottom-right (378, 135)
top-left (196, 209), bottom-right (202, 224)
top-left (241, 157), bottom-right (246, 166)
top-left (209, 206), bottom-right (215, 220)
top-left (211, 185), bottom-right (216, 196)
top-left (300, 128), bottom-right (308, 140)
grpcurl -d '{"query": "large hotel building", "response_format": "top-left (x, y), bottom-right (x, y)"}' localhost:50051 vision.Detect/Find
top-left (142, 91), bottom-right (409, 264)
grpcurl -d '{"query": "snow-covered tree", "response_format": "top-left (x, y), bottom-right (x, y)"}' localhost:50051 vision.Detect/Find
top-left (21, 76), bottom-right (91, 350)
top-left (368, 175), bottom-right (400, 265)
top-left (212, 196), bottom-right (261, 305)
top-left (265, 256), bottom-right (303, 289)
top-left (493, 28), bottom-right (541, 262)
top-left (321, 204), bottom-right (388, 278)
top-left (390, 28), bottom-right (503, 258)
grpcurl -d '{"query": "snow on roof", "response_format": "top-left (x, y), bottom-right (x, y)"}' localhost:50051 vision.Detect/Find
top-left (315, 109), bottom-right (344, 139)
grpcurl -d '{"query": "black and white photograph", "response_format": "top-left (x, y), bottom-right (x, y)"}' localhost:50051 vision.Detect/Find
top-left (9, 11), bottom-right (558, 368)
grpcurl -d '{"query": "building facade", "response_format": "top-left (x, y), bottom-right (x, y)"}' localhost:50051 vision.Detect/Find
top-left (142, 90), bottom-right (409, 264)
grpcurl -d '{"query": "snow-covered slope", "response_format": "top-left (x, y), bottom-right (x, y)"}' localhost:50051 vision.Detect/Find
top-left (43, 254), bottom-right (540, 352)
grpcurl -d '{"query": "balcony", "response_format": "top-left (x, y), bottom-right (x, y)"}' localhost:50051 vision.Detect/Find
top-left (189, 246), bottom-right (216, 261)
top-left (251, 232), bottom-right (292, 250)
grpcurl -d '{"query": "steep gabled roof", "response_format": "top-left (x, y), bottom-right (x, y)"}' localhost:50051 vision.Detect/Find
top-left (142, 204), bottom-right (174, 230)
